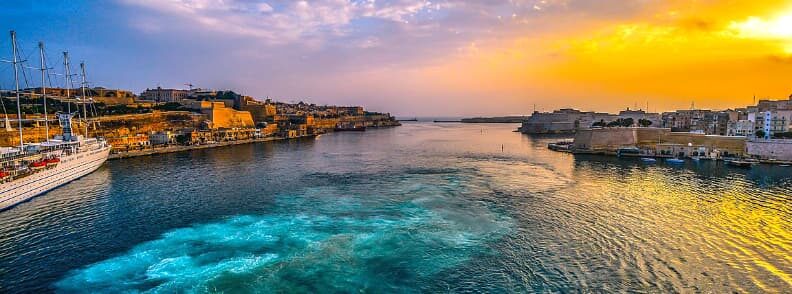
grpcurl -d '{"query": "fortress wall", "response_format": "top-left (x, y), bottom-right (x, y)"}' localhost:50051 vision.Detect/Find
top-left (747, 140), bottom-right (792, 160)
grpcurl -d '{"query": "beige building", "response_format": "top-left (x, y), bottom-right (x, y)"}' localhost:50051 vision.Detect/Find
top-left (27, 87), bottom-right (135, 105)
top-left (727, 120), bottom-right (754, 137)
top-left (140, 87), bottom-right (190, 103)
top-left (187, 101), bottom-right (254, 129)
top-left (149, 131), bottom-right (176, 145)
top-left (240, 96), bottom-right (277, 123)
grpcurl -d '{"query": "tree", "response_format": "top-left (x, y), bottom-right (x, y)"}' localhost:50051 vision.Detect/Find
top-left (605, 118), bottom-right (635, 127)
top-left (154, 102), bottom-right (183, 111)
top-left (620, 118), bottom-right (634, 127)
top-left (175, 134), bottom-right (191, 145)
top-left (216, 91), bottom-right (240, 101)
top-left (755, 130), bottom-right (766, 138)
top-left (592, 119), bottom-right (607, 127)
top-left (638, 119), bottom-right (652, 127)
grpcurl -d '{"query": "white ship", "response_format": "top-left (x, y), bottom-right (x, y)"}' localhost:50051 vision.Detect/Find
top-left (0, 114), bottom-right (111, 210)
top-left (0, 31), bottom-right (111, 211)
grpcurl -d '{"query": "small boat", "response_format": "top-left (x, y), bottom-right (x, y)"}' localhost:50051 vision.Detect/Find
top-left (548, 141), bottom-right (574, 152)
top-left (46, 157), bottom-right (60, 166)
top-left (616, 147), bottom-right (641, 157)
top-left (725, 160), bottom-right (754, 168)
top-left (779, 164), bottom-right (790, 167)
top-left (29, 160), bottom-right (47, 170)
top-left (641, 158), bottom-right (657, 163)
top-left (666, 158), bottom-right (685, 164)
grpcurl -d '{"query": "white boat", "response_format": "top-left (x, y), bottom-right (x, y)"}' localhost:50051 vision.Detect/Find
top-left (640, 157), bottom-right (657, 163)
top-left (666, 158), bottom-right (685, 164)
top-left (725, 159), bottom-right (755, 169)
top-left (0, 115), bottom-right (111, 211)
top-left (0, 31), bottom-right (111, 211)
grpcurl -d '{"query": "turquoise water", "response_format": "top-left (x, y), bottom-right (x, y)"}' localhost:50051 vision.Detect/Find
top-left (1, 123), bottom-right (790, 292)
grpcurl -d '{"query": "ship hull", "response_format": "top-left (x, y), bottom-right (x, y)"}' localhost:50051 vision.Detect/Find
top-left (0, 146), bottom-right (111, 211)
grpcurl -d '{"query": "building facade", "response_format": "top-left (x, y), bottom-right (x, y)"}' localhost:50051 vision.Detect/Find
top-left (140, 87), bottom-right (190, 103)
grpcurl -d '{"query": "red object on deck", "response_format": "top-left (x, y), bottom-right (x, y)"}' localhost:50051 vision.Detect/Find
top-left (31, 161), bottom-right (47, 168)
top-left (46, 157), bottom-right (60, 164)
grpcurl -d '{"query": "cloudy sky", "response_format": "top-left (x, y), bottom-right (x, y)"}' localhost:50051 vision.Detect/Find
top-left (1, 0), bottom-right (791, 116)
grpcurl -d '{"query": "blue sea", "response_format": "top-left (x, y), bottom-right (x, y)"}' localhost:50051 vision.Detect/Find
top-left (0, 123), bottom-right (790, 292)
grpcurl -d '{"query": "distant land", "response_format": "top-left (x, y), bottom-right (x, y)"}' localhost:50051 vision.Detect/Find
top-left (460, 116), bottom-right (527, 123)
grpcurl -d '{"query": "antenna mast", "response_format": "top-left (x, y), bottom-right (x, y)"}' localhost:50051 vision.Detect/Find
top-left (79, 62), bottom-right (89, 137)
top-left (38, 42), bottom-right (50, 140)
top-left (10, 31), bottom-right (24, 149)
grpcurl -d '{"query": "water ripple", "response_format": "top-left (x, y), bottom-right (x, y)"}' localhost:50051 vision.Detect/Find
top-left (0, 123), bottom-right (789, 293)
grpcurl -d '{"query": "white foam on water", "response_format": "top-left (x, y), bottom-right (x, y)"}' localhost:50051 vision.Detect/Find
top-left (56, 171), bottom-right (513, 293)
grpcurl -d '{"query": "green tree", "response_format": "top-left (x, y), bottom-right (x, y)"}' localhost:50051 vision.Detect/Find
top-left (620, 118), bottom-right (634, 127)
top-left (592, 119), bottom-right (607, 127)
top-left (175, 134), bottom-right (191, 145)
top-left (638, 119), bottom-right (652, 127)
top-left (154, 102), bottom-right (183, 111)
top-left (755, 130), bottom-right (766, 138)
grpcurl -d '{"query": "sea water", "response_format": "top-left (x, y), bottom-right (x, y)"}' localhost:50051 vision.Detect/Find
top-left (0, 123), bottom-right (789, 292)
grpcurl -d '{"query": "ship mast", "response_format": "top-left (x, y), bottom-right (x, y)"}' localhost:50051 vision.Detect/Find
top-left (63, 52), bottom-right (71, 114)
top-left (79, 62), bottom-right (89, 137)
top-left (10, 31), bottom-right (24, 149)
top-left (38, 42), bottom-right (50, 140)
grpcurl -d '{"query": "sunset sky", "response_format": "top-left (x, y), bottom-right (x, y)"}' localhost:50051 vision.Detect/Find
top-left (1, 0), bottom-right (791, 116)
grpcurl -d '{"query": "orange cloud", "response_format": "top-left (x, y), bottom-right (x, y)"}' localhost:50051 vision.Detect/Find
top-left (416, 0), bottom-right (792, 114)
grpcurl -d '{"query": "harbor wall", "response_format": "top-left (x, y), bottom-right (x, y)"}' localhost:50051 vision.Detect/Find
top-left (747, 140), bottom-right (792, 161)
top-left (573, 128), bottom-right (650, 151)
top-left (573, 127), bottom-right (746, 156)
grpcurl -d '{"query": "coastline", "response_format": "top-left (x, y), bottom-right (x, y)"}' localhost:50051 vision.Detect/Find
top-left (107, 124), bottom-right (401, 160)
top-left (108, 135), bottom-right (315, 160)
top-left (460, 116), bottom-right (526, 123)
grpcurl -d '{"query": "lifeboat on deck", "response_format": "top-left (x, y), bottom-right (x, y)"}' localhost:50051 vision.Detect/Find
top-left (46, 157), bottom-right (60, 167)
top-left (0, 170), bottom-right (9, 182)
top-left (30, 160), bottom-right (47, 170)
